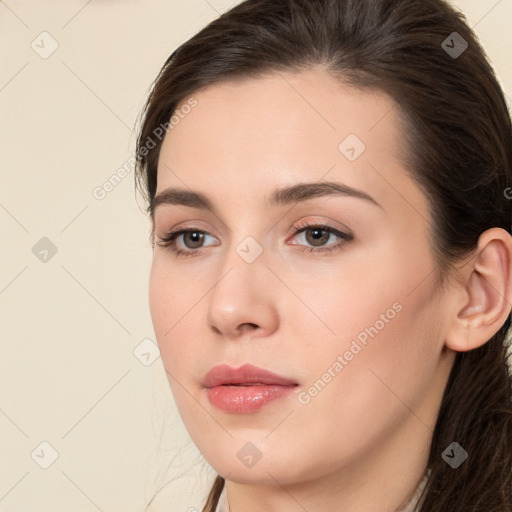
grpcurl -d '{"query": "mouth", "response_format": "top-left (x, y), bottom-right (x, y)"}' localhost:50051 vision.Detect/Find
top-left (220, 382), bottom-right (267, 386)
top-left (202, 363), bottom-right (298, 388)
top-left (202, 363), bottom-right (299, 414)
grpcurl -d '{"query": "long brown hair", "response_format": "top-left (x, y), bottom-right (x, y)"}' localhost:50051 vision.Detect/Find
top-left (135, 0), bottom-right (512, 510)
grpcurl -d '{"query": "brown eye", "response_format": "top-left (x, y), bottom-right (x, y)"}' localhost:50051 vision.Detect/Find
top-left (182, 231), bottom-right (205, 249)
top-left (305, 228), bottom-right (331, 247)
top-left (290, 222), bottom-right (353, 255)
top-left (156, 228), bottom-right (218, 257)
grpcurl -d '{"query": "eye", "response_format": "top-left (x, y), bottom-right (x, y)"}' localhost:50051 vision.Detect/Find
top-left (288, 220), bottom-right (353, 254)
top-left (155, 220), bottom-right (353, 257)
top-left (155, 227), bottom-right (218, 257)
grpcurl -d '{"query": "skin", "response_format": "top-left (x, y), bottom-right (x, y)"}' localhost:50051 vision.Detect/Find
top-left (148, 66), bottom-right (512, 511)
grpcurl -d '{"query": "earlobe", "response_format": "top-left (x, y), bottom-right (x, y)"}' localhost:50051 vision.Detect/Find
top-left (445, 228), bottom-right (512, 353)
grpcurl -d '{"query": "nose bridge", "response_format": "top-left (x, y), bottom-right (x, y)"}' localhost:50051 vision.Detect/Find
top-left (217, 216), bottom-right (268, 282)
top-left (205, 228), bottom-right (278, 336)
top-left (210, 230), bottom-right (266, 307)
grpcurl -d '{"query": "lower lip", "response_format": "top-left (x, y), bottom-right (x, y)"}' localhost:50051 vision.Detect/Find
top-left (206, 384), bottom-right (296, 413)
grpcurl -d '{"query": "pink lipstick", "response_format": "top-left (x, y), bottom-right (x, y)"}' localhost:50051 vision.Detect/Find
top-left (202, 363), bottom-right (298, 414)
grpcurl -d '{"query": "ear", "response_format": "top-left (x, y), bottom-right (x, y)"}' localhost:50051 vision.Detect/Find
top-left (445, 228), bottom-right (512, 352)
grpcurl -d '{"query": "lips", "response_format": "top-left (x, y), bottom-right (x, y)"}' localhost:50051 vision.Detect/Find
top-left (202, 364), bottom-right (298, 414)
top-left (201, 363), bottom-right (298, 388)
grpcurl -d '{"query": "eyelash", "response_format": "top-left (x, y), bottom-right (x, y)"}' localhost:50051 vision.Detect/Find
top-left (155, 220), bottom-right (353, 258)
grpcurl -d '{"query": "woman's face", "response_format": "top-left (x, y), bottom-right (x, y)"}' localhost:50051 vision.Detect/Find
top-left (149, 67), bottom-right (455, 488)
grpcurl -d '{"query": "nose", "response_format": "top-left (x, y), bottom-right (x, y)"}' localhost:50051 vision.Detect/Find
top-left (210, 320), bottom-right (259, 337)
top-left (206, 248), bottom-right (279, 340)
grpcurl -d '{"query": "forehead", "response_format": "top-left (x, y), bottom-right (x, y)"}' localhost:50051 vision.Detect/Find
top-left (155, 66), bottom-right (422, 217)
top-left (162, 67), bottom-right (401, 146)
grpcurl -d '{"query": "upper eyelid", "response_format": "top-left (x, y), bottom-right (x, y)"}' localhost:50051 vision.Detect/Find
top-left (160, 222), bottom-right (351, 246)
top-left (157, 216), bottom-right (352, 236)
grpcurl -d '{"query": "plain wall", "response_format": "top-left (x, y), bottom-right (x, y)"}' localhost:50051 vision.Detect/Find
top-left (1, 0), bottom-right (511, 510)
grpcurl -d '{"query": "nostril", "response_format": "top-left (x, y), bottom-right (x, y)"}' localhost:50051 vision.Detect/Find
top-left (241, 323), bottom-right (258, 330)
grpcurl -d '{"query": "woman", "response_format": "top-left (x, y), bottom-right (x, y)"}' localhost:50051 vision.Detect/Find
top-left (135, 0), bottom-right (512, 510)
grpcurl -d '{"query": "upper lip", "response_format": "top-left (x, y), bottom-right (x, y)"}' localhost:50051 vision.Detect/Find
top-left (202, 363), bottom-right (298, 388)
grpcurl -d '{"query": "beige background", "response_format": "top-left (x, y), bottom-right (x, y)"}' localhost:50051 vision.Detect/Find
top-left (1, 0), bottom-right (511, 511)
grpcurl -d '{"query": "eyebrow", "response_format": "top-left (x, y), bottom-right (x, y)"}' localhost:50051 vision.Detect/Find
top-left (149, 181), bottom-right (382, 217)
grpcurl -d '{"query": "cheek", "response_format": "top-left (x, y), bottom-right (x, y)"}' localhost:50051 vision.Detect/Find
top-left (149, 254), bottom-right (204, 327)
top-left (148, 258), bottom-right (197, 374)
top-left (285, 285), bottom-right (442, 477)
top-left (292, 241), bottom-right (442, 411)
top-left (148, 260), bottom-right (172, 342)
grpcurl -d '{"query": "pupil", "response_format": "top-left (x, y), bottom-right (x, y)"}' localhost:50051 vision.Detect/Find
top-left (186, 232), bottom-right (203, 248)
top-left (307, 228), bottom-right (329, 246)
